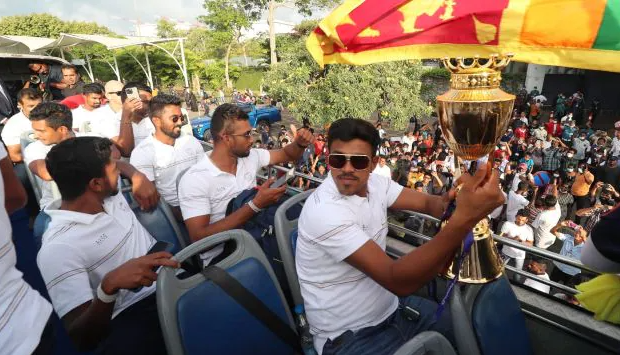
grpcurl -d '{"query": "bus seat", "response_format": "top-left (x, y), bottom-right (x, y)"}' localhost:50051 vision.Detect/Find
top-left (127, 196), bottom-right (187, 255)
top-left (157, 229), bottom-right (297, 355)
top-left (274, 189), bottom-right (314, 307)
top-left (450, 276), bottom-right (533, 355)
top-left (393, 331), bottom-right (457, 355)
top-left (32, 210), bottom-right (51, 251)
top-left (20, 131), bottom-right (42, 204)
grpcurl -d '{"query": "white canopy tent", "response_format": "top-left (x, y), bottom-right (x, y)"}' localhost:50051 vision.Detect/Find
top-left (33, 33), bottom-right (189, 87)
top-left (0, 35), bottom-right (55, 54)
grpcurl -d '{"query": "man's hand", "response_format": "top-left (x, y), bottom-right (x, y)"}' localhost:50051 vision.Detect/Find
top-left (294, 128), bottom-right (315, 148)
top-left (131, 172), bottom-right (159, 211)
top-left (101, 252), bottom-right (179, 294)
top-left (253, 178), bottom-right (286, 209)
top-left (453, 162), bottom-right (505, 226)
top-left (122, 97), bottom-right (143, 116)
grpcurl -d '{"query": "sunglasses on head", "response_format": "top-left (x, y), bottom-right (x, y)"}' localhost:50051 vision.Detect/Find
top-left (328, 153), bottom-right (371, 170)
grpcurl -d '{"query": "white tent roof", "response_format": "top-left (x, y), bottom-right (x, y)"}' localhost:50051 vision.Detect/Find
top-left (0, 35), bottom-right (55, 54)
top-left (35, 33), bottom-right (184, 51)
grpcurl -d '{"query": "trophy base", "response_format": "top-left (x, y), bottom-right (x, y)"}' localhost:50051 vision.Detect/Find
top-left (442, 216), bottom-right (504, 284)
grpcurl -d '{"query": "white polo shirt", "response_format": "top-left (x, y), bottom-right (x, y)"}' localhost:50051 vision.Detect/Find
top-left (89, 109), bottom-right (155, 147)
top-left (71, 105), bottom-right (99, 133)
top-left (506, 191), bottom-right (529, 222)
top-left (500, 221), bottom-right (534, 259)
top-left (1, 111), bottom-right (31, 147)
top-left (178, 148), bottom-right (270, 262)
top-left (90, 106), bottom-right (121, 139)
top-left (532, 202), bottom-right (561, 249)
top-left (372, 164), bottom-right (392, 179)
top-left (0, 146), bottom-right (53, 355)
top-left (38, 193), bottom-right (157, 319)
top-left (23, 140), bottom-right (55, 208)
top-left (523, 273), bottom-right (551, 294)
top-left (130, 134), bottom-right (204, 206)
top-left (296, 173), bottom-right (403, 354)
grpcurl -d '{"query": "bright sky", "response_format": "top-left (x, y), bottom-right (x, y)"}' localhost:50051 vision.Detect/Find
top-left (0, 0), bottom-right (327, 38)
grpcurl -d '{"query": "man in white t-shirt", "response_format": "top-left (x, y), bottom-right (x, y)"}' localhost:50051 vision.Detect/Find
top-left (0, 144), bottom-right (54, 354)
top-left (296, 118), bottom-right (505, 354)
top-left (71, 83), bottom-right (103, 133)
top-left (523, 259), bottom-right (551, 294)
top-left (500, 209), bottom-right (534, 278)
top-left (506, 181), bottom-right (530, 222)
top-left (1, 88), bottom-right (42, 163)
top-left (401, 131), bottom-right (415, 153)
top-left (38, 136), bottom-right (171, 353)
top-left (532, 194), bottom-right (562, 249)
top-left (131, 94), bottom-right (204, 218)
top-left (178, 103), bottom-right (314, 263)
top-left (372, 156), bottom-right (392, 179)
top-left (23, 102), bottom-right (77, 208)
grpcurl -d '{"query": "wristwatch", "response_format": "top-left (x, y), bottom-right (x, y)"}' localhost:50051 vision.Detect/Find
top-left (97, 283), bottom-right (118, 303)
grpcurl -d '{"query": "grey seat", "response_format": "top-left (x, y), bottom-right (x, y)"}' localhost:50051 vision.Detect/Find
top-left (157, 229), bottom-right (297, 355)
top-left (393, 331), bottom-right (457, 355)
top-left (274, 189), bottom-right (315, 306)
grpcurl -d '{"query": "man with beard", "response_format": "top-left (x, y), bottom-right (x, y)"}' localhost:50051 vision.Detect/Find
top-left (38, 137), bottom-right (173, 354)
top-left (71, 83), bottom-right (104, 133)
top-left (178, 103), bottom-right (314, 264)
top-left (130, 94), bottom-right (204, 219)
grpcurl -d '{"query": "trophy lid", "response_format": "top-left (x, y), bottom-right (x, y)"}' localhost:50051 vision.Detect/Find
top-left (442, 54), bottom-right (514, 90)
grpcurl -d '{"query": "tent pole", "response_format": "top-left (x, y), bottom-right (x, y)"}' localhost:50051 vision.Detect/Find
top-left (179, 38), bottom-right (189, 88)
top-left (85, 54), bottom-right (95, 82)
top-left (144, 45), bottom-right (154, 88)
top-left (113, 53), bottom-right (121, 81)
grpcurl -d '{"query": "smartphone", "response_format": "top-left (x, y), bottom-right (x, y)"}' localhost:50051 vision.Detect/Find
top-left (272, 168), bottom-right (295, 188)
top-left (125, 87), bottom-right (140, 101)
top-left (128, 241), bottom-right (174, 293)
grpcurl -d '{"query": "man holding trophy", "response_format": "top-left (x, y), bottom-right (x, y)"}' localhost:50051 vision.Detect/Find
top-left (296, 55), bottom-right (512, 354)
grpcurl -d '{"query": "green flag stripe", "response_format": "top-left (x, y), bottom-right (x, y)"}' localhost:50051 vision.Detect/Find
top-left (594, 1), bottom-right (620, 50)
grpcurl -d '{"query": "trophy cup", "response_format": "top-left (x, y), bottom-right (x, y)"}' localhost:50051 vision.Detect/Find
top-left (436, 54), bottom-right (515, 283)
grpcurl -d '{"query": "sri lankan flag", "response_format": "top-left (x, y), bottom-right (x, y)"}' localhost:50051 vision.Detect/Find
top-left (307, 0), bottom-right (620, 72)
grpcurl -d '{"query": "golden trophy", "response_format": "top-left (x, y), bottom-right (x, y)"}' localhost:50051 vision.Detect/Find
top-left (437, 54), bottom-right (515, 283)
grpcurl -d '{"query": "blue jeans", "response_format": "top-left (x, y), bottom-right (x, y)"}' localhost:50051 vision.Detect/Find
top-left (322, 295), bottom-right (455, 355)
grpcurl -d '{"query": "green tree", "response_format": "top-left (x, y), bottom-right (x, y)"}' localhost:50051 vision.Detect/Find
top-left (156, 19), bottom-right (184, 38)
top-left (263, 22), bottom-right (430, 130)
top-left (200, 0), bottom-right (263, 88)
top-left (0, 13), bottom-right (112, 37)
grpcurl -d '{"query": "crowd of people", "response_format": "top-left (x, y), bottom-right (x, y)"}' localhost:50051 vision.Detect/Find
top-left (0, 59), bottom-right (618, 354)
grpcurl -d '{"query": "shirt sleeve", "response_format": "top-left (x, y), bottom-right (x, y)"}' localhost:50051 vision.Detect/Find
top-left (129, 147), bottom-right (155, 181)
top-left (178, 171), bottom-right (211, 220)
top-left (1, 116), bottom-right (21, 146)
top-left (385, 176), bottom-right (404, 207)
top-left (252, 148), bottom-right (271, 171)
top-left (301, 210), bottom-right (370, 262)
top-left (23, 142), bottom-right (46, 166)
top-left (37, 242), bottom-right (93, 318)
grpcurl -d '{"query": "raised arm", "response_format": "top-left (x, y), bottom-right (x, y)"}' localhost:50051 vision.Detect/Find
top-left (268, 128), bottom-right (314, 165)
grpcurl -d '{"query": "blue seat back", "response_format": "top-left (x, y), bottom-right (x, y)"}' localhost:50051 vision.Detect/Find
top-left (274, 189), bottom-right (314, 307)
top-left (157, 230), bottom-right (296, 355)
top-left (32, 211), bottom-right (51, 252)
top-left (472, 277), bottom-right (533, 355)
top-left (128, 198), bottom-right (186, 255)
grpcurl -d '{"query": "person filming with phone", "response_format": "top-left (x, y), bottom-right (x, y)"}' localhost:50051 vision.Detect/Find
top-left (178, 103), bottom-right (314, 264)
top-left (37, 136), bottom-right (175, 354)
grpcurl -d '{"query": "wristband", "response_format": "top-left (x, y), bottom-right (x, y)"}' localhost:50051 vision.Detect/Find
top-left (248, 200), bottom-right (263, 213)
top-left (97, 283), bottom-right (118, 303)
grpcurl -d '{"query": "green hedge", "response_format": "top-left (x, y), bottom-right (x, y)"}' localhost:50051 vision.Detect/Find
top-left (234, 68), bottom-right (265, 92)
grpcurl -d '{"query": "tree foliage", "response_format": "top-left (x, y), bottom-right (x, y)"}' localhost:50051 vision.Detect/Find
top-left (263, 21), bottom-right (431, 130)
top-left (0, 13), bottom-right (112, 37)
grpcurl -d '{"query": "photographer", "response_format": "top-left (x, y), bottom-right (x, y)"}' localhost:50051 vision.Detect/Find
top-left (25, 62), bottom-right (65, 100)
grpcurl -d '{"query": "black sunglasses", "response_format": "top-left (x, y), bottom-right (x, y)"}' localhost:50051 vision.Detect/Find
top-left (328, 154), bottom-right (371, 170)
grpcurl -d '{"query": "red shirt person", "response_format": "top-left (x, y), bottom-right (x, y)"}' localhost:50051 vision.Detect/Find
top-left (545, 118), bottom-right (563, 137)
